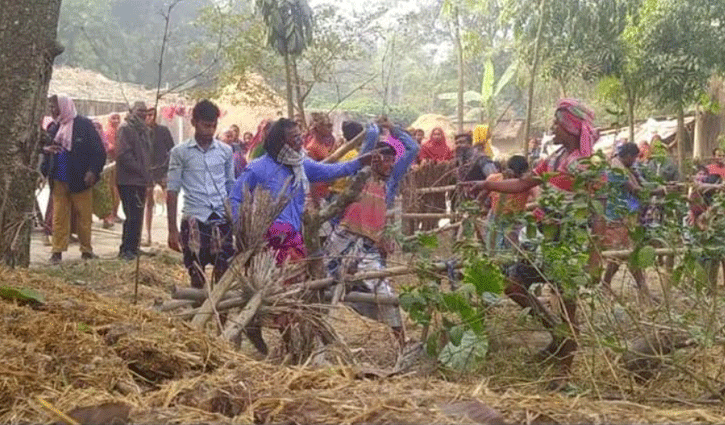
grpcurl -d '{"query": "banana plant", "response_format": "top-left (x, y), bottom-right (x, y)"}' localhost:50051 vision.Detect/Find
top-left (480, 55), bottom-right (517, 127)
top-left (256, 0), bottom-right (313, 118)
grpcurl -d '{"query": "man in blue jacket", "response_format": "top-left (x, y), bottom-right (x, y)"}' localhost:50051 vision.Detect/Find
top-left (230, 118), bottom-right (369, 265)
top-left (42, 95), bottom-right (106, 264)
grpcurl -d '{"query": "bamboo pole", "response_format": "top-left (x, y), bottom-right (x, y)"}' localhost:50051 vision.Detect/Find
top-left (413, 185), bottom-right (457, 195)
top-left (323, 130), bottom-right (365, 163)
top-left (404, 221), bottom-right (462, 242)
top-left (396, 213), bottom-right (458, 220)
top-left (190, 250), bottom-right (253, 329)
top-left (156, 299), bottom-right (196, 312)
top-left (601, 247), bottom-right (679, 260)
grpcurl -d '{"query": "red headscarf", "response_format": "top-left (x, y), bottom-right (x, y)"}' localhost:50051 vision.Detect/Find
top-left (54, 95), bottom-right (77, 151)
top-left (246, 119), bottom-right (272, 162)
top-left (555, 98), bottom-right (598, 157)
top-left (419, 127), bottom-right (453, 162)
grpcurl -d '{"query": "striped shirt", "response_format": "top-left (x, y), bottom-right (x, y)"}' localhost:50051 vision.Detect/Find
top-left (167, 138), bottom-right (234, 222)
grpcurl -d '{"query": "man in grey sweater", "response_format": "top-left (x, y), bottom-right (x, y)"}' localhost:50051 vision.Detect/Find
top-left (116, 101), bottom-right (152, 260)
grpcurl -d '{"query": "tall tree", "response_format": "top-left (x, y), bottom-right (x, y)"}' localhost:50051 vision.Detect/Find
top-left (256, 0), bottom-right (313, 118)
top-left (0, 0), bottom-right (64, 267)
top-left (636, 0), bottom-right (725, 176)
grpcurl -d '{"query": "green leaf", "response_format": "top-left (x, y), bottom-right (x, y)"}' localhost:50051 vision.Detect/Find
top-left (438, 330), bottom-right (488, 370)
top-left (449, 325), bottom-right (464, 346)
top-left (462, 259), bottom-right (504, 296)
top-left (635, 245), bottom-right (656, 269)
top-left (0, 286), bottom-right (45, 305)
top-left (417, 233), bottom-right (439, 249)
top-left (494, 60), bottom-right (517, 98)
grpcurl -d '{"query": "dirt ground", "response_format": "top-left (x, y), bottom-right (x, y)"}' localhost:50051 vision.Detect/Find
top-left (12, 206), bottom-right (725, 424)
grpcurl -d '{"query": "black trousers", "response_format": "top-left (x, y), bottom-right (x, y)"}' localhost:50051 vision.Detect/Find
top-left (118, 184), bottom-right (146, 255)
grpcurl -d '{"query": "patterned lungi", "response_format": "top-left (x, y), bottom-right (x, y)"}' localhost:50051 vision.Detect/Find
top-left (324, 227), bottom-right (402, 328)
top-left (180, 214), bottom-right (235, 289)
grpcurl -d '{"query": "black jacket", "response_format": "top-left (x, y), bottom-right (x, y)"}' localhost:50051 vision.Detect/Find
top-left (41, 115), bottom-right (107, 193)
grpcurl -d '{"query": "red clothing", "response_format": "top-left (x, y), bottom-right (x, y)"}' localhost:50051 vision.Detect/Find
top-left (418, 128), bottom-right (453, 162)
top-left (533, 147), bottom-right (585, 192)
top-left (340, 179), bottom-right (387, 244)
top-left (305, 131), bottom-right (336, 200)
top-left (707, 163), bottom-right (725, 180)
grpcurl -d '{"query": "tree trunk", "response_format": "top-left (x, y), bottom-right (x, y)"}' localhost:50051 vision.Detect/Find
top-left (676, 105), bottom-right (685, 179)
top-left (693, 105), bottom-right (704, 159)
top-left (524, 0), bottom-right (547, 160)
top-left (627, 94), bottom-right (635, 146)
top-left (291, 55), bottom-right (306, 128)
top-left (0, 0), bottom-right (64, 267)
top-left (454, 6), bottom-right (464, 133)
top-left (284, 52), bottom-right (294, 118)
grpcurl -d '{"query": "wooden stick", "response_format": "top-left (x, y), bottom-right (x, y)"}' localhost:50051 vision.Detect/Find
top-left (404, 221), bottom-right (462, 242)
top-left (176, 296), bottom-right (249, 320)
top-left (322, 130), bottom-right (365, 163)
top-left (304, 261), bottom-right (462, 291)
top-left (222, 290), bottom-right (265, 341)
top-left (601, 247), bottom-right (679, 260)
top-left (324, 291), bottom-right (399, 306)
top-left (171, 286), bottom-right (244, 302)
top-left (396, 213), bottom-right (458, 220)
top-left (156, 299), bottom-right (197, 312)
top-left (413, 185), bottom-right (457, 195)
top-left (190, 250), bottom-right (253, 329)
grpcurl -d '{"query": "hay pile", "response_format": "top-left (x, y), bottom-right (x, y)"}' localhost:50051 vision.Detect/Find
top-left (4, 264), bottom-right (725, 424)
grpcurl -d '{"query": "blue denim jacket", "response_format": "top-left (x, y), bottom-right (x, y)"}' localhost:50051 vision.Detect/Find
top-left (230, 154), bottom-right (362, 232)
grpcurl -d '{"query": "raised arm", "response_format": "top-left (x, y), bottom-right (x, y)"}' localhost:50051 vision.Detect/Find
top-left (386, 126), bottom-right (420, 207)
top-left (359, 123), bottom-right (380, 155)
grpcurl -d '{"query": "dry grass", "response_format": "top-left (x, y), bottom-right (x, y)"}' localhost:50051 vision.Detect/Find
top-left (3, 244), bottom-right (725, 423)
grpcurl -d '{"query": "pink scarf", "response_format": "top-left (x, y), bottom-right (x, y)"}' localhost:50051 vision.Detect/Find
top-left (555, 98), bottom-right (597, 157)
top-left (54, 95), bottom-right (78, 151)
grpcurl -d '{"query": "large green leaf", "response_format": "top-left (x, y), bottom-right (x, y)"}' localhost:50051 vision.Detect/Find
top-left (462, 259), bottom-right (504, 296)
top-left (0, 287), bottom-right (45, 305)
top-left (480, 57), bottom-right (495, 105)
top-left (494, 60), bottom-right (517, 98)
top-left (438, 330), bottom-right (488, 370)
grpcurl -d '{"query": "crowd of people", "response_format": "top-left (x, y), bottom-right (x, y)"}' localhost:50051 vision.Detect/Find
top-left (39, 94), bottom-right (725, 383)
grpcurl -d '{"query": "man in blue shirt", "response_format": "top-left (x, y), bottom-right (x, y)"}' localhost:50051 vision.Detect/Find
top-left (230, 118), bottom-right (369, 265)
top-left (602, 142), bottom-right (654, 301)
top-left (167, 100), bottom-right (235, 289)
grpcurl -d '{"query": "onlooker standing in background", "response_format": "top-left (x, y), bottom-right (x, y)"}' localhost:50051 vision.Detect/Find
top-left (143, 107), bottom-right (175, 246)
top-left (103, 113), bottom-right (122, 228)
top-left (41, 95), bottom-right (106, 264)
top-left (116, 101), bottom-right (152, 260)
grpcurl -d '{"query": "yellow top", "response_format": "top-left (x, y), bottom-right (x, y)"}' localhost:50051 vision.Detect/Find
top-left (472, 124), bottom-right (494, 157)
top-left (330, 149), bottom-right (359, 193)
